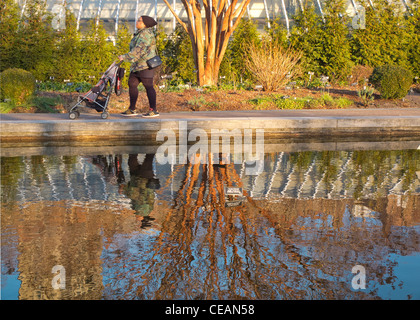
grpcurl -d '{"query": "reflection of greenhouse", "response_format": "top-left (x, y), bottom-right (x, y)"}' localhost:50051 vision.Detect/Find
top-left (3, 150), bottom-right (419, 206)
top-left (15, 0), bottom-right (413, 34)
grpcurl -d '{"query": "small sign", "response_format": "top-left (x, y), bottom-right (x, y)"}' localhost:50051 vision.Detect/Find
top-left (224, 186), bottom-right (243, 196)
top-left (225, 200), bottom-right (243, 208)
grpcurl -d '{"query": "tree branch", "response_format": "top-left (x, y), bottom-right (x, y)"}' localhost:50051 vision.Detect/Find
top-left (161, 0), bottom-right (189, 34)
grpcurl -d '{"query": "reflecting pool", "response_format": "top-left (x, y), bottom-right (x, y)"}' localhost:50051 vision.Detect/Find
top-left (1, 143), bottom-right (419, 300)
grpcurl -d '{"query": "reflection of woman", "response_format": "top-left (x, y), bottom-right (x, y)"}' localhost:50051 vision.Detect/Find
top-left (125, 154), bottom-right (160, 228)
top-left (118, 16), bottom-right (159, 118)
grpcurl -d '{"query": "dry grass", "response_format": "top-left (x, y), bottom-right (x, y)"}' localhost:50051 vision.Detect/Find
top-left (245, 40), bottom-right (302, 92)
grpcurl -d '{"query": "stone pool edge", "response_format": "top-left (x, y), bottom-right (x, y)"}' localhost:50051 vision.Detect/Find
top-left (1, 109), bottom-right (420, 143)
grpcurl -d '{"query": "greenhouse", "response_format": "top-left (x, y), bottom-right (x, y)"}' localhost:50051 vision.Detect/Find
top-left (14, 0), bottom-right (413, 34)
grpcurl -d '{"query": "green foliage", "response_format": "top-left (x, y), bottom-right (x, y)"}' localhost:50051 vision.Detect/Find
top-left (187, 95), bottom-right (219, 110)
top-left (155, 26), bottom-right (173, 76)
top-left (0, 0), bottom-right (20, 72)
top-left (290, 0), bottom-right (353, 82)
top-left (29, 95), bottom-right (63, 113)
top-left (289, 4), bottom-right (324, 78)
top-left (0, 68), bottom-right (36, 106)
top-left (1, 0), bottom-right (418, 93)
top-left (321, 0), bottom-right (354, 82)
top-left (249, 93), bottom-right (353, 110)
top-left (13, 0), bottom-right (56, 80)
top-left (113, 23), bottom-right (133, 78)
top-left (350, 0), bottom-right (411, 70)
top-left (50, 10), bottom-right (83, 82)
top-left (79, 21), bottom-right (115, 83)
top-left (274, 97), bottom-right (307, 109)
top-left (305, 94), bottom-right (353, 108)
top-left (220, 18), bottom-right (261, 83)
top-left (357, 86), bottom-right (375, 106)
top-left (405, 1), bottom-right (420, 76)
top-left (266, 16), bottom-right (289, 49)
top-left (369, 65), bottom-right (413, 99)
top-left (159, 25), bottom-right (195, 84)
top-left (36, 81), bottom-right (91, 92)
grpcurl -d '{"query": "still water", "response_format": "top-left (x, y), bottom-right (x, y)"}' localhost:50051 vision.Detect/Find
top-left (1, 143), bottom-right (419, 300)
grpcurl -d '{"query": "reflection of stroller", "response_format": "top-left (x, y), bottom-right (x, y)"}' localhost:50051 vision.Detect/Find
top-left (69, 61), bottom-right (125, 119)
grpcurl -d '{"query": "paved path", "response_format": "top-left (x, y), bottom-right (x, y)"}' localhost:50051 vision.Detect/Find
top-left (1, 108), bottom-right (420, 142)
top-left (2, 108), bottom-right (420, 121)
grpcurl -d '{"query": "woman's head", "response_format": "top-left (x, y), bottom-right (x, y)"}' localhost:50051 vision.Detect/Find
top-left (136, 16), bottom-right (157, 30)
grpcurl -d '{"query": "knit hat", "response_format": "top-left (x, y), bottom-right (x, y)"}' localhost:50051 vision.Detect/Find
top-left (141, 16), bottom-right (157, 28)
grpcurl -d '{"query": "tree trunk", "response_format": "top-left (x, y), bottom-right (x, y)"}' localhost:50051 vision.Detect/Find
top-left (162, 0), bottom-right (251, 86)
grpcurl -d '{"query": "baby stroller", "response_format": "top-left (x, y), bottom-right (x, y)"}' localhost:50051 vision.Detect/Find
top-left (69, 61), bottom-right (125, 119)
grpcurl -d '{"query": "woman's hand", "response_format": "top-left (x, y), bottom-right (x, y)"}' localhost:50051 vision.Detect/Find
top-left (118, 55), bottom-right (124, 61)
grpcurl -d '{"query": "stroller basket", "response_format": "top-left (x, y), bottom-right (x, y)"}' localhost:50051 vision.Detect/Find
top-left (69, 61), bottom-right (125, 119)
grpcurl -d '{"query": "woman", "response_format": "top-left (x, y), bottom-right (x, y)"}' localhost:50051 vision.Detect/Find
top-left (118, 16), bottom-right (159, 117)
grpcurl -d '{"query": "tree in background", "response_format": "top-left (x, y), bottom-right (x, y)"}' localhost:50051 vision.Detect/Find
top-left (12, 0), bottom-right (56, 80)
top-left (351, 0), bottom-right (411, 70)
top-left (290, 0), bottom-right (353, 83)
top-left (289, 4), bottom-right (324, 78)
top-left (114, 22), bottom-right (133, 77)
top-left (0, 0), bottom-right (20, 73)
top-left (320, 0), bottom-right (354, 82)
top-left (162, 0), bottom-right (251, 86)
top-left (51, 10), bottom-right (82, 81)
top-left (399, 0), bottom-right (419, 76)
top-left (265, 16), bottom-right (289, 49)
top-left (79, 20), bottom-right (115, 83)
top-left (157, 25), bottom-right (196, 84)
top-left (220, 18), bottom-right (261, 84)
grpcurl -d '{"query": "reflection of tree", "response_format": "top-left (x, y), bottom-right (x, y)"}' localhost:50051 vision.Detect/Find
top-left (131, 154), bottom-right (377, 299)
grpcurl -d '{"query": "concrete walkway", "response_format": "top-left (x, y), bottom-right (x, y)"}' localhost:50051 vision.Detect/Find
top-left (1, 108), bottom-right (420, 142)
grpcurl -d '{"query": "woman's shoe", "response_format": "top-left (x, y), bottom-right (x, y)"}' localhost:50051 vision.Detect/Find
top-left (121, 109), bottom-right (138, 116)
top-left (142, 110), bottom-right (160, 118)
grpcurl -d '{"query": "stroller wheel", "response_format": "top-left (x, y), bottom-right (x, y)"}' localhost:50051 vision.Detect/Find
top-left (101, 112), bottom-right (109, 119)
top-left (69, 111), bottom-right (79, 120)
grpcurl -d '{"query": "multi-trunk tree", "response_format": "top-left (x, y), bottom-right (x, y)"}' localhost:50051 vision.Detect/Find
top-left (162, 0), bottom-right (251, 86)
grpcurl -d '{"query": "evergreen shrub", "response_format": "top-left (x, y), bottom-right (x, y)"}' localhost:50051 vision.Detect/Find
top-left (0, 68), bottom-right (36, 106)
top-left (369, 65), bottom-right (413, 99)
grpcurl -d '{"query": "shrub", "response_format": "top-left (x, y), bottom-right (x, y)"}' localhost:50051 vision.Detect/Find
top-left (30, 95), bottom-right (62, 113)
top-left (369, 65), bottom-right (413, 99)
top-left (0, 68), bottom-right (36, 106)
top-left (351, 65), bottom-right (374, 86)
top-left (245, 39), bottom-right (302, 91)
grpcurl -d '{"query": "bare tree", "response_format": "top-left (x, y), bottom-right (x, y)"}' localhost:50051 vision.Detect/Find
top-left (162, 0), bottom-right (251, 86)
